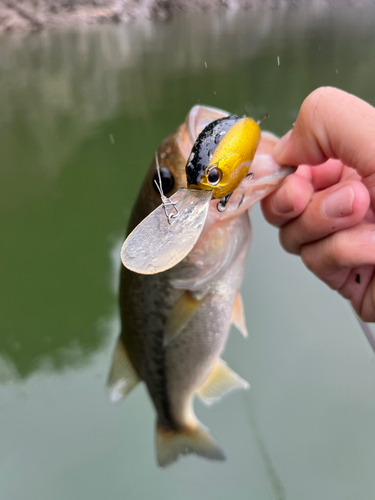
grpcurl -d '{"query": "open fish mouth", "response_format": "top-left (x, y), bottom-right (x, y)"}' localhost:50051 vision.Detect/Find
top-left (121, 160), bottom-right (295, 275)
top-left (121, 126), bottom-right (296, 276)
top-left (220, 157), bottom-right (296, 216)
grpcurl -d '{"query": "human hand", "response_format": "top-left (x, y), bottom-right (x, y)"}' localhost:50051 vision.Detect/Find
top-left (261, 87), bottom-right (375, 321)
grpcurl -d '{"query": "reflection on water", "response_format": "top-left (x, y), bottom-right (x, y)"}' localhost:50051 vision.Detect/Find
top-left (1, 6), bottom-right (375, 381)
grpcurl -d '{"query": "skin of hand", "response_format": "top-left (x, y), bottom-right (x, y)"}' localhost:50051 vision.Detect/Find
top-left (261, 86), bottom-right (375, 321)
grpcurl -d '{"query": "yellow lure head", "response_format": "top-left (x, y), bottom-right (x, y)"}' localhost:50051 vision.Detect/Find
top-left (185, 115), bottom-right (261, 199)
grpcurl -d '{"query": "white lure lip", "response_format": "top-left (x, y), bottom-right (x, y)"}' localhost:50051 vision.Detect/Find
top-left (121, 188), bottom-right (213, 275)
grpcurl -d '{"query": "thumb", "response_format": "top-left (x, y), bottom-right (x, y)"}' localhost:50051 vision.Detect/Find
top-left (273, 87), bottom-right (375, 182)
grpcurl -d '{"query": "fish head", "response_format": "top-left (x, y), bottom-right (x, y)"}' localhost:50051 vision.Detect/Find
top-left (121, 105), bottom-right (294, 275)
top-left (134, 106), bottom-right (229, 220)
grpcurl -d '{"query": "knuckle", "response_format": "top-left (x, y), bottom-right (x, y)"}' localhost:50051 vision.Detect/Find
top-left (301, 87), bottom-right (337, 119)
top-left (359, 309), bottom-right (375, 322)
top-left (300, 87), bottom-right (328, 125)
top-left (300, 244), bottom-right (316, 272)
top-left (300, 232), bottom-right (343, 274)
top-left (279, 226), bottom-right (300, 254)
top-left (307, 231), bottom-right (354, 271)
top-left (260, 197), bottom-right (279, 225)
top-left (361, 277), bottom-right (375, 322)
top-left (300, 87), bottom-right (340, 149)
top-left (322, 232), bottom-right (351, 269)
top-left (359, 299), bottom-right (375, 322)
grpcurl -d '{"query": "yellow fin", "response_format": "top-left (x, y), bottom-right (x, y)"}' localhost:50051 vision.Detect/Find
top-left (231, 291), bottom-right (248, 338)
top-left (107, 338), bottom-right (140, 402)
top-left (164, 291), bottom-right (203, 346)
top-left (156, 421), bottom-right (225, 467)
top-left (197, 359), bottom-right (249, 405)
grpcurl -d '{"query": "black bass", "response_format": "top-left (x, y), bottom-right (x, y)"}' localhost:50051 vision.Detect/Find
top-left (108, 105), bottom-right (293, 467)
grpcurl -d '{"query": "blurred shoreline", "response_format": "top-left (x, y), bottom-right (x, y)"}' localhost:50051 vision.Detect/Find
top-left (1, 0), bottom-right (375, 35)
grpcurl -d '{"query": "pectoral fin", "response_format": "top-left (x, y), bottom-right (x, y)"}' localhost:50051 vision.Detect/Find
top-left (107, 338), bottom-right (140, 402)
top-left (231, 291), bottom-right (248, 338)
top-left (164, 291), bottom-right (204, 346)
top-left (197, 358), bottom-right (249, 405)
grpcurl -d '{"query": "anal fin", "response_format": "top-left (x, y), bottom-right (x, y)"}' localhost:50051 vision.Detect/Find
top-left (107, 338), bottom-right (140, 402)
top-left (231, 290), bottom-right (248, 338)
top-left (197, 358), bottom-right (249, 405)
top-left (164, 291), bottom-right (204, 346)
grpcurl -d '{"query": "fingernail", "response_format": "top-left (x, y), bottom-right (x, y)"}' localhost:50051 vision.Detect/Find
top-left (271, 182), bottom-right (294, 214)
top-left (273, 130), bottom-right (292, 159)
top-left (322, 186), bottom-right (354, 219)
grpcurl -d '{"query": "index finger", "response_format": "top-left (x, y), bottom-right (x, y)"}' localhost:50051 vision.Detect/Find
top-left (273, 87), bottom-right (375, 182)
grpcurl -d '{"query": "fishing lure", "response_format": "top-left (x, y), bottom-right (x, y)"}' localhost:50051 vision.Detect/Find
top-left (186, 114), bottom-right (260, 200)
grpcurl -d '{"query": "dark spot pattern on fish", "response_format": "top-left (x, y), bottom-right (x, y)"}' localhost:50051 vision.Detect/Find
top-left (143, 305), bottom-right (177, 430)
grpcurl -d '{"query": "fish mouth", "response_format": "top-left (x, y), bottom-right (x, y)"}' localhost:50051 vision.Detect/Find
top-left (214, 158), bottom-right (296, 216)
top-left (187, 183), bottom-right (205, 192)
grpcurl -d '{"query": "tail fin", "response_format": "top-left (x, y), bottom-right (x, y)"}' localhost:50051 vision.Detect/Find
top-left (156, 421), bottom-right (226, 467)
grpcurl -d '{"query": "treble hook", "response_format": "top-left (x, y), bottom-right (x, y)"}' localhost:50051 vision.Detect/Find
top-left (154, 152), bottom-right (179, 224)
top-left (257, 113), bottom-right (270, 125)
top-left (217, 192), bottom-right (233, 212)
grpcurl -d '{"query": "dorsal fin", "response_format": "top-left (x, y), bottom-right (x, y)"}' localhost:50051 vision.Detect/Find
top-left (231, 291), bottom-right (248, 338)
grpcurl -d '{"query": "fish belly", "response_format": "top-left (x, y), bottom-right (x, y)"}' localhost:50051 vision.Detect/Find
top-left (122, 212), bottom-right (251, 431)
top-left (164, 214), bottom-right (251, 428)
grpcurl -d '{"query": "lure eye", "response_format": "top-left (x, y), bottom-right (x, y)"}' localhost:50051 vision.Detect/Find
top-left (152, 167), bottom-right (175, 195)
top-left (207, 168), bottom-right (222, 186)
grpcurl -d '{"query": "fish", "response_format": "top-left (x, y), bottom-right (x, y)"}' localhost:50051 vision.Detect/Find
top-left (107, 105), bottom-right (294, 467)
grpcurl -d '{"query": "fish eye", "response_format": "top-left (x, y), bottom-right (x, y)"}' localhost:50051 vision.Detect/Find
top-left (207, 168), bottom-right (222, 186)
top-left (153, 167), bottom-right (175, 195)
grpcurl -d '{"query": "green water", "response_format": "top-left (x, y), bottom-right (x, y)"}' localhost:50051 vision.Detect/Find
top-left (2, 6), bottom-right (375, 499)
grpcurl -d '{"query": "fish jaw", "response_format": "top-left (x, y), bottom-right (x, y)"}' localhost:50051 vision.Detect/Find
top-left (177, 113), bottom-right (294, 223)
top-left (205, 130), bottom-right (295, 222)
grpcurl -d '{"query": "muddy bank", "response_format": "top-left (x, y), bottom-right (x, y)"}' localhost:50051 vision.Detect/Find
top-left (1, 0), bottom-right (374, 34)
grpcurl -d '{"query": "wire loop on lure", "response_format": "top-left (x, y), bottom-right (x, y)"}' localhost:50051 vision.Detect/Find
top-left (154, 152), bottom-right (179, 224)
